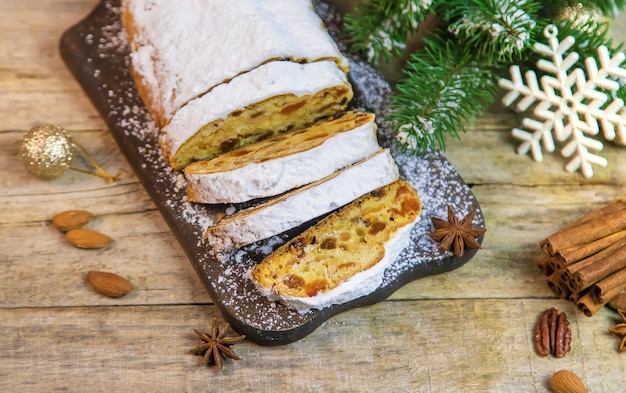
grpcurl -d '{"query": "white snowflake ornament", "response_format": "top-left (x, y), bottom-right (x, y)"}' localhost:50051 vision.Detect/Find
top-left (499, 24), bottom-right (626, 178)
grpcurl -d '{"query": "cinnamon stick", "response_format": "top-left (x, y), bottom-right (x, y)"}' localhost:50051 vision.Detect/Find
top-left (576, 292), bottom-right (605, 317)
top-left (540, 199), bottom-right (626, 256)
top-left (568, 287), bottom-right (589, 304)
top-left (561, 250), bottom-right (612, 292)
top-left (546, 270), bottom-right (569, 299)
top-left (551, 229), bottom-right (626, 271)
top-left (570, 243), bottom-right (626, 293)
top-left (560, 237), bottom-right (626, 291)
top-left (566, 197), bottom-right (626, 227)
top-left (591, 267), bottom-right (626, 304)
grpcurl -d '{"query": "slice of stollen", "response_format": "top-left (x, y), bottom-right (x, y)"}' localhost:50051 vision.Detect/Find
top-left (159, 60), bottom-right (353, 170)
top-left (122, 0), bottom-right (349, 127)
top-left (204, 149), bottom-right (399, 254)
top-left (184, 111), bottom-right (380, 204)
top-left (251, 179), bottom-right (422, 313)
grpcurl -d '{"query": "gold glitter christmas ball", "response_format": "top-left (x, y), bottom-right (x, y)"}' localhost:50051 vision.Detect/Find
top-left (19, 124), bottom-right (74, 179)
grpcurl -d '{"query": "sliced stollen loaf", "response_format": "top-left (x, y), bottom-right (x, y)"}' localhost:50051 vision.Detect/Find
top-left (160, 60), bottom-right (353, 170)
top-left (204, 149), bottom-right (399, 254)
top-left (184, 111), bottom-right (380, 204)
top-left (121, 0), bottom-right (349, 127)
top-left (251, 179), bottom-right (422, 313)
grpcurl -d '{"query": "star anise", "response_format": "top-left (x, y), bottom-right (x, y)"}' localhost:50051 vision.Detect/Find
top-left (608, 310), bottom-right (626, 352)
top-left (427, 205), bottom-right (486, 257)
top-left (190, 318), bottom-right (246, 369)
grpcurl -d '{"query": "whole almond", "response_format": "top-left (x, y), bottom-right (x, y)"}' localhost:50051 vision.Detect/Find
top-left (549, 370), bottom-right (587, 393)
top-left (66, 228), bottom-right (112, 249)
top-left (52, 210), bottom-right (94, 232)
top-left (86, 271), bottom-right (132, 298)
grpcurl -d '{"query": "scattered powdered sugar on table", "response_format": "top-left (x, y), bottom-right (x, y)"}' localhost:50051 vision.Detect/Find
top-left (81, 0), bottom-right (483, 335)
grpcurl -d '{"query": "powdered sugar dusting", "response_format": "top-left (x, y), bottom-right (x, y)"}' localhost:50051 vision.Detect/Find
top-left (69, 0), bottom-right (484, 340)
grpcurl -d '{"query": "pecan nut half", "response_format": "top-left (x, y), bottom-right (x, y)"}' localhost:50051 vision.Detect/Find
top-left (534, 307), bottom-right (572, 358)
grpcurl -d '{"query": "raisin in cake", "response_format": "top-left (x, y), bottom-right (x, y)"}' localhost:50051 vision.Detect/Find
top-left (252, 179), bottom-right (422, 313)
top-left (160, 60), bottom-right (353, 170)
top-left (184, 111), bottom-right (380, 204)
top-left (204, 149), bottom-right (399, 254)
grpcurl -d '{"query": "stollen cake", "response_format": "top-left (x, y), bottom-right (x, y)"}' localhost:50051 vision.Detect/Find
top-left (122, 0), bottom-right (349, 127)
top-left (160, 60), bottom-right (353, 170)
top-left (204, 149), bottom-right (399, 254)
top-left (251, 179), bottom-right (422, 313)
top-left (184, 111), bottom-right (380, 204)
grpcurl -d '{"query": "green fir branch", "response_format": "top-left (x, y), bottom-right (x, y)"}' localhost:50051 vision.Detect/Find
top-left (446, 0), bottom-right (541, 64)
top-left (342, 0), bottom-right (626, 154)
top-left (343, 0), bottom-right (431, 63)
top-left (390, 37), bottom-right (499, 153)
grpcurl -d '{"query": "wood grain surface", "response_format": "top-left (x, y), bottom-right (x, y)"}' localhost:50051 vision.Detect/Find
top-left (1, 1), bottom-right (626, 391)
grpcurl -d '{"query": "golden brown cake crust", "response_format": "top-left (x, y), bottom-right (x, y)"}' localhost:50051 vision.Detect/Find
top-left (203, 149), bottom-right (399, 253)
top-left (183, 111), bottom-right (379, 204)
top-left (120, 3), bottom-right (168, 128)
top-left (160, 79), bottom-right (353, 170)
top-left (184, 112), bottom-right (374, 175)
top-left (252, 179), bottom-right (422, 300)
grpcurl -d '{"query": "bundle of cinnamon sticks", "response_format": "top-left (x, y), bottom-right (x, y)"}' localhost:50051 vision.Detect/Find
top-left (537, 196), bottom-right (626, 317)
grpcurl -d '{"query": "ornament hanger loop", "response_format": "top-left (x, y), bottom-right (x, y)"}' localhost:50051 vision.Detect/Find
top-left (544, 24), bottom-right (558, 39)
top-left (19, 123), bottom-right (120, 182)
top-left (70, 140), bottom-right (120, 183)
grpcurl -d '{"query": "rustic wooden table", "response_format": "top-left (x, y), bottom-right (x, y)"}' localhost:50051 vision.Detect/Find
top-left (2, 1), bottom-right (626, 392)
